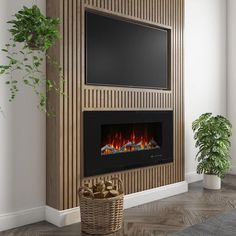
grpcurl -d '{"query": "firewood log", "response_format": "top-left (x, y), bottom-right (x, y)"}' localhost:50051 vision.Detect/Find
top-left (113, 185), bottom-right (118, 190)
top-left (94, 191), bottom-right (109, 199)
top-left (109, 190), bottom-right (120, 197)
top-left (93, 192), bottom-right (102, 198)
top-left (105, 180), bottom-right (113, 187)
top-left (96, 185), bottom-right (105, 192)
top-left (106, 186), bottom-right (113, 191)
top-left (92, 185), bottom-right (97, 192)
top-left (96, 180), bottom-right (104, 186)
top-left (83, 191), bottom-right (92, 198)
top-left (81, 179), bottom-right (122, 198)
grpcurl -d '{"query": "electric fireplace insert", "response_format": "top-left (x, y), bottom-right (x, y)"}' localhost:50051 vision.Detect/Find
top-left (84, 111), bottom-right (173, 177)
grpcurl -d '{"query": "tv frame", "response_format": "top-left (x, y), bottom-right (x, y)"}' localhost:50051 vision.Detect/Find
top-left (85, 9), bottom-right (172, 90)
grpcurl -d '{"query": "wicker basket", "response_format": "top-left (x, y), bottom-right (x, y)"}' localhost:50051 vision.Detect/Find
top-left (79, 177), bottom-right (124, 235)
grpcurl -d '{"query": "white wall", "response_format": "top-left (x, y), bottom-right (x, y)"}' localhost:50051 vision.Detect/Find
top-left (185, 0), bottom-right (227, 182)
top-left (227, 0), bottom-right (236, 174)
top-left (0, 0), bottom-right (46, 230)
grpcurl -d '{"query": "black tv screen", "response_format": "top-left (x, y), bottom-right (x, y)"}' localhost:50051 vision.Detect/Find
top-left (86, 11), bottom-right (169, 89)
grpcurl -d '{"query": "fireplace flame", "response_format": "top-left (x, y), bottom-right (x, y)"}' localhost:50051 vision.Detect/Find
top-left (101, 128), bottom-right (159, 155)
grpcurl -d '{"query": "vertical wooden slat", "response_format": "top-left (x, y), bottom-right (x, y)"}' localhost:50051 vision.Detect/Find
top-left (173, 0), bottom-right (178, 181)
top-left (76, 0), bottom-right (82, 206)
top-left (72, 0), bottom-right (77, 208)
top-left (118, 90), bottom-right (121, 108)
top-left (46, 0), bottom-right (64, 210)
top-left (67, 0), bottom-right (73, 210)
top-left (121, 0), bottom-right (127, 15)
top-left (152, 92), bottom-right (155, 108)
top-left (176, 0), bottom-right (179, 181)
top-left (63, 0), bottom-right (68, 210)
top-left (181, 0), bottom-right (184, 180)
top-left (146, 168), bottom-right (150, 189)
top-left (147, 0), bottom-right (150, 21)
top-left (138, 91), bottom-right (141, 108)
top-left (140, 0), bottom-right (144, 19)
top-left (143, 0), bottom-right (146, 20)
top-left (137, 0), bottom-right (141, 19)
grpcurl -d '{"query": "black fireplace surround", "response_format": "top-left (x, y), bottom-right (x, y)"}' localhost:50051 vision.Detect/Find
top-left (84, 111), bottom-right (173, 177)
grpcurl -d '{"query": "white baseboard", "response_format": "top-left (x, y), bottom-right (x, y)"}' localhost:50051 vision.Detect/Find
top-left (228, 166), bottom-right (236, 175)
top-left (46, 181), bottom-right (188, 227)
top-left (0, 206), bottom-right (45, 232)
top-left (45, 206), bottom-right (81, 228)
top-left (0, 181), bottom-right (188, 230)
top-left (185, 171), bottom-right (203, 183)
top-left (124, 181), bottom-right (188, 209)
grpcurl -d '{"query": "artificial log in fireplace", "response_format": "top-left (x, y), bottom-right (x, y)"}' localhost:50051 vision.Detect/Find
top-left (84, 111), bottom-right (173, 177)
top-left (101, 122), bottom-right (161, 156)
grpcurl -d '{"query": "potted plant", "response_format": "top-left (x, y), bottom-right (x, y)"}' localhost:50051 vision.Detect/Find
top-left (0, 5), bottom-right (62, 114)
top-left (192, 113), bottom-right (232, 190)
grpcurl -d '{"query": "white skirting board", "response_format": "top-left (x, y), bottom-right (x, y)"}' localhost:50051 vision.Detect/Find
top-left (45, 206), bottom-right (81, 228)
top-left (0, 206), bottom-right (45, 232)
top-left (46, 181), bottom-right (188, 227)
top-left (0, 181), bottom-right (188, 231)
top-left (124, 181), bottom-right (188, 209)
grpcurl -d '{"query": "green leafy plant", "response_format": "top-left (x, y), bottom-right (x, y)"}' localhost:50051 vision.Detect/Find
top-left (0, 5), bottom-right (63, 114)
top-left (8, 5), bottom-right (60, 51)
top-left (192, 113), bottom-right (232, 178)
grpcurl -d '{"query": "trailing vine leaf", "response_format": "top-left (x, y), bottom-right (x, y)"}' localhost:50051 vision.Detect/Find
top-left (0, 5), bottom-right (63, 115)
top-left (192, 113), bottom-right (232, 178)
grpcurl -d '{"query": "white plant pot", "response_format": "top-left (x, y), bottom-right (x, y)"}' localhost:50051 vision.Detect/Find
top-left (203, 174), bottom-right (221, 190)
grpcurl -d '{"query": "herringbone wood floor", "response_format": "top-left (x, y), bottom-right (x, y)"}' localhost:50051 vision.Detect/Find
top-left (1, 175), bottom-right (236, 236)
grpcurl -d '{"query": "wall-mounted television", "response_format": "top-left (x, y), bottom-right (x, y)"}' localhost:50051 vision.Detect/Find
top-left (85, 11), bottom-right (170, 89)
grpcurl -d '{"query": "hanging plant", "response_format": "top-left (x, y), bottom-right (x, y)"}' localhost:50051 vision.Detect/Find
top-left (8, 5), bottom-right (60, 51)
top-left (0, 5), bottom-right (63, 115)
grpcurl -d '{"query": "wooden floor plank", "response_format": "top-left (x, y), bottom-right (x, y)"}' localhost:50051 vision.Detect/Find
top-left (2, 175), bottom-right (236, 236)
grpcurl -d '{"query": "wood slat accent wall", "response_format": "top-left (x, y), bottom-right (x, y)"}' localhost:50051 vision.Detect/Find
top-left (83, 88), bottom-right (172, 110)
top-left (47, 0), bottom-right (184, 210)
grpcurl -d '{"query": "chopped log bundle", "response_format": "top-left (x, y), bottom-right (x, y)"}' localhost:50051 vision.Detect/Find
top-left (82, 179), bottom-right (123, 199)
